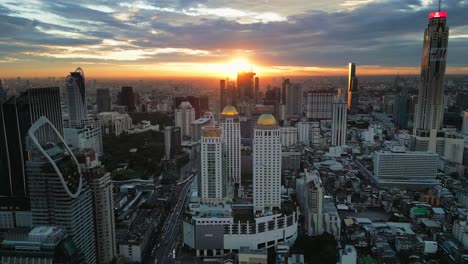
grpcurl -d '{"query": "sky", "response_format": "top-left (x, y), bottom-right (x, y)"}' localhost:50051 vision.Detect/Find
top-left (0, 0), bottom-right (467, 78)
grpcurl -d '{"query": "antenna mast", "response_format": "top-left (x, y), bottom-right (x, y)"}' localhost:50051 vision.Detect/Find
top-left (438, 0), bottom-right (441, 11)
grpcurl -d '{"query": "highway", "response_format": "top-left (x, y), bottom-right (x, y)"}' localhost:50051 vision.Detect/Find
top-left (148, 177), bottom-right (193, 264)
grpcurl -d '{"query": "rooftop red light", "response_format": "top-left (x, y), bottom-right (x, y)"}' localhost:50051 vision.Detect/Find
top-left (429, 11), bottom-right (447, 19)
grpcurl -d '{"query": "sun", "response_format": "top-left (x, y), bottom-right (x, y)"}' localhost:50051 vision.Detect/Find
top-left (223, 58), bottom-right (256, 78)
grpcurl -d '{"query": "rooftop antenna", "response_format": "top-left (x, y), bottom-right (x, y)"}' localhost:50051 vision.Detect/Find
top-left (438, 0), bottom-right (441, 11)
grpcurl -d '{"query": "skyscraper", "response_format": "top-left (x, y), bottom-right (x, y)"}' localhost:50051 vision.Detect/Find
top-left (175, 101), bottom-right (195, 140)
top-left (393, 83), bottom-right (409, 129)
top-left (119, 86), bottom-right (135, 112)
top-left (96, 88), bottom-right (111, 112)
top-left (198, 126), bottom-right (226, 204)
top-left (220, 106), bottom-right (241, 191)
top-left (253, 114), bottom-right (281, 215)
top-left (286, 82), bottom-right (303, 118)
top-left (254, 76), bottom-right (260, 104)
top-left (220, 79), bottom-right (227, 111)
top-left (77, 149), bottom-right (117, 264)
top-left (164, 126), bottom-right (182, 160)
top-left (306, 90), bottom-right (334, 120)
top-left (237, 71), bottom-right (256, 103)
top-left (0, 87), bottom-right (63, 208)
top-left (413, 9), bottom-right (449, 147)
top-left (26, 117), bottom-right (97, 264)
top-left (200, 95), bottom-right (209, 113)
top-left (347, 63), bottom-right (359, 113)
top-left (0, 79), bottom-right (6, 103)
top-left (331, 90), bottom-right (347, 147)
top-left (66, 68), bottom-right (87, 125)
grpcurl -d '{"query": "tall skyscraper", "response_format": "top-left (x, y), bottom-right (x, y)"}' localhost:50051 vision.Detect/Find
top-left (119, 86), bottom-right (135, 112)
top-left (413, 9), bottom-right (449, 147)
top-left (347, 63), bottom-right (359, 113)
top-left (281, 79), bottom-right (289, 105)
top-left (286, 82), bottom-right (303, 118)
top-left (96, 88), bottom-right (111, 112)
top-left (220, 106), bottom-right (241, 190)
top-left (237, 71), bottom-right (256, 103)
top-left (462, 111), bottom-right (468, 135)
top-left (331, 90), bottom-right (347, 147)
top-left (393, 82), bottom-right (409, 129)
top-left (200, 95), bottom-right (209, 113)
top-left (254, 76), bottom-right (260, 104)
top-left (164, 126), bottom-right (182, 160)
top-left (175, 101), bottom-right (195, 140)
top-left (220, 79), bottom-right (227, 111)
top-left (0, 87), bottom-right (63, 208)
top-left (77, 149), bottom-right (117, 264)
top-left (26, 117), bottom-right (97, 264)
top-left (66, 68), bottom-right (87, 125)
top-left (253, 114), bottom-right (281, 214)
top-left (198, 126), bottom-right (226, 204)
top-left (306, 90), bottom-right (334, 120)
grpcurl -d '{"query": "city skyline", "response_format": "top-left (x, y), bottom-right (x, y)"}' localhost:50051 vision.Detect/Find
top-left (1, 0), bottom-right (467, 78)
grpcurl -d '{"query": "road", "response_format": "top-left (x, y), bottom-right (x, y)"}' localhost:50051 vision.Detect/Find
top-left (148, 177), bottom-right (193, 264)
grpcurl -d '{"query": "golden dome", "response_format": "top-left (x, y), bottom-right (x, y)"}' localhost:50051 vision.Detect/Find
top-left (256, 114), bottom-right (277, 126)
top-left (221, 106), bottom-right (238, 116)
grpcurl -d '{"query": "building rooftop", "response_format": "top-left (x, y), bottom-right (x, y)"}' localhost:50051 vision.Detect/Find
top-left (221, 105), bottom-right (238, 116)
top-left (256, 114), bottom-right (277, 126)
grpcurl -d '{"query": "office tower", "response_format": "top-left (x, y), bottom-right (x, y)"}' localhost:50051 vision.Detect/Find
top-left (0, 226), bottom-right (86, 263)
top-left (175, 101), bottom-right (195, 140)
top-left (220, 79), bottom-right (227, 111)
top-left (191, 111), bottom-right (215, 141)
top-left (281, 127), bottom-right (298, 147)
top-left (97, 112), bottom-right (132, 136)
top-left (176, 96), bottom-right (201, 118)
top-left (198, 126), bottom-right (226, 204)
top-left (237, 71), bottom-right (256, 103)
top-left (306, 90), bottom-right (334, 120)
top-left (281, 79), bottom-right (289, 105)
top-left (96, 88), bottom-right (111, 112)
top-left (164, 126), bottom-right (182, 160)
top-left (254, 77), bottom-right (260, 104)
top-left (394, 82), bottom-right (409, 129)
top-left (373, 148), bottom-right (439, 188)
top-left (297, 121), bottom-right (316, 145)
top-left (462, 111), bottom-right (468, 134)
top-left (200, 95), bottom-right (209, 113)
top-left (263, 87), bottom-right (281, 118)
top-left (331, 91), bottom-right (347, 147)
top-left (220, 106), bottom-right (241, 187)
top-left (0, 87), bottom-right (63, 208)
top-left (119, 86), bottom-right (135, 112)
top-left (77, 149), bottom-right (117, 264)
top-left (286, 82), bottom-right (303, 118)
top-left (413, 9), bottom-right (449, 140)
top-left (66, 68), bottom-right (87, 125)
top-left (253, 114), bottom-right (281, 214)
top-left (26, 117), bottom-right (96, 264)
top-left (347, 63), bottom-right (359, 113)
top-left (64, 118), bottom-right (103, 156)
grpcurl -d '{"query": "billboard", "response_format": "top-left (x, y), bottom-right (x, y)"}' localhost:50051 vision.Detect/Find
top-left (428, 11), bottom-right (447, 19)
top-left (430, 48), bottom-right (447, 62)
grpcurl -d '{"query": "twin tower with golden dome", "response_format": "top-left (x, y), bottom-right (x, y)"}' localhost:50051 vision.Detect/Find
top-left (221, 105), bottom-right (277, 126)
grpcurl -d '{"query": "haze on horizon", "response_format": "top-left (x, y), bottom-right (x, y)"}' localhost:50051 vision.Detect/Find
top-left (0, 0), bottom-right (467, 78)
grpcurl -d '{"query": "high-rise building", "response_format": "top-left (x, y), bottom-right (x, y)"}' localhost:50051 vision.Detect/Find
top-left (347, 63), bottom-right (359, 113)
top-left (394, 83), bottom-right (409, 129)
top-left (373, 148), bottom-right (439, 188)
top-left (66, 68), bottom-right (87, 125)
top-left (96, 88), bottom-right (111, 112)
top-left (64, 117), bottom-right (103, 156)
top-left (306, 90), bottom-right (334, 120)
top-left (0, 87), bottom-right (63, 208)
top-left (237, 71), bottom-right (256, 103)
top-left (119, 86), bottom-right (135, 112)
top-left (331, 91), bottom-right (347, 147)
top-left (220, 106), bottom-right (241, 188)
top-left (253, 114), bottom-right (281, 214)
top-left (164, 126), bottom-right (181, 160)
top-left (220, 79), bottom-right (227, 111)
top-left (191, 111), bottom-right (215, 141)
top-left (296, 170), bottom-right (323, 236)
top-left (0, 79), bottom-right (6, 103)
top-left (413, 9), bottom-right (449, 142)
top-left (200, 95), bottom-right (209, 113)
top-left (176, 96), bottom-right (201, 118)
top-left (462, 111), bottom-right (468, 135)
top-left (175, 101), bottom-right (195, 140)
top-left (254, 76), bottom-right (260, 104)
top-left (286, 82), bottom-right (303, 118)
top-left (281, 127), bottom-right (298, 147)
top-left (26, 117), bottom-right (97, 263)
top-left (198, 126), bottom-right (226, 204)
top-left (77, 149), bottom-right (117, 264)
top-left (0, 226), bottom-right (86, 263)
top-left (97, 111), bottom-right (132, 136)
top-left (281, 79), bottom-right (289, 105)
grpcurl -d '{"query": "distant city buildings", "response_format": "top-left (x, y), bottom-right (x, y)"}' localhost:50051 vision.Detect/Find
top-left (347, 62), bottom-right (359, 113)
top-left (175, 101), bottom-right (196, 140)
top-left (164, 126), bottom-right (182, 160)
top-left (285, 82), bottom-right (303, 118)
top-left (96, 88), bottom-right (111, 112)
top-left (97, 112), bottom-right (132, 136)
top-left (119, 86), bottom-right (135, 112)
top-left (237, 71), bottom-right (256, 103)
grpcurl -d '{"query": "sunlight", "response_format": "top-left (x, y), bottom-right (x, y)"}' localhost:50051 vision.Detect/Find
top-left (223, 58), bottom-right (256, 78)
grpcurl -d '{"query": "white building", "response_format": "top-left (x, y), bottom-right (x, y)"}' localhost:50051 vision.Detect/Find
top-left (306, 90), bottom-right (334, 120)
top-left (220, 106), bottom-right (241, 187)
top-left (191, 111), bottom-right (215, 141)
top-left (175, 101), bottom-right (196, 140)
top-left (64, 118), bottom-right (103, 155)
top-left (463, 111), bottom-right (468, 135)
top-left (453, 220), bottom-right (468, 250)
top-left (296, 170), bottom-right (323, 236)
top-left (97, 112), bottom-right (132, 136)
top-left (253, 114), bottom-right (281, 215)
top-left (199, 126), bottom-right (226, 204)
top-left (331, 95), bottom-right (347, 147)
top-left (77, 149), bottom-right (117, 264)
top-left (281, 127), bottom-right (298, 147)
top-left (297, 121), bottom-right (319, 146)
top-left (373, 149), bottom-right (439, 188)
